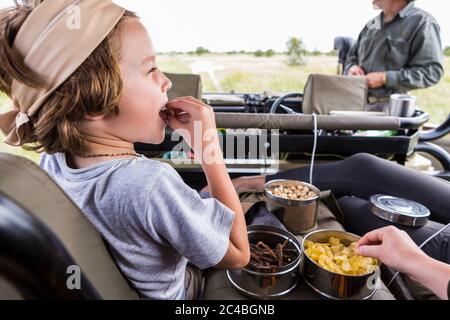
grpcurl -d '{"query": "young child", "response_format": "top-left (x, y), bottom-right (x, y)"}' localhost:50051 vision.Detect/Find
top-left (0, 0), bottom-right (249, 299)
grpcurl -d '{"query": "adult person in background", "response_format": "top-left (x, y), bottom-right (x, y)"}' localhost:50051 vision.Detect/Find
top-left (345, 0), bottom-right (444, 112)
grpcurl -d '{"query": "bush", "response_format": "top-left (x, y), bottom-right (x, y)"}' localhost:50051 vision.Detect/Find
top-left (264, 49), bottom-right (276, 57)
top-left (254, 50), bottom-right (264, 57)
top-left (444, 46), bottom-right (450, 56)
top-left (254, 49), bottom-right (276, 57)
top-left (194, 47), bottom-right (210, 55)
top-left (286, 37), bottom-right (306, 66)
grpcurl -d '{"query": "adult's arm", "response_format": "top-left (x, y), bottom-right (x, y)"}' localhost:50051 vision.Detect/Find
top-left (385, 20), bottom-right (444, 91)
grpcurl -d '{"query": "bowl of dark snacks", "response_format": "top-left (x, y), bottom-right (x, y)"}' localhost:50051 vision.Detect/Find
top-left (227, 225), bottom-right (302, 299)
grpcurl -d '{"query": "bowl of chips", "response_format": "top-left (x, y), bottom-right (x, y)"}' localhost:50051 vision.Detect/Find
top-left (264, 180), bottom-right (320, 234)
top-left (227, 225), bottom-right (302, 300)
top-left (301, 230), bottom-right (380, 300)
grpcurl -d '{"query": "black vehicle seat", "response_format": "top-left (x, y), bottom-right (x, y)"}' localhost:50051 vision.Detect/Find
top-left (0, 276), bottom-right (22, 300)
top-left (0, 152), bottom-right (139, 300)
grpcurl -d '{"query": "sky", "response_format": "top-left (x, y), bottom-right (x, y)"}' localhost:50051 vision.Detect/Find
top-left (1, 0), bottom-right (449, 52)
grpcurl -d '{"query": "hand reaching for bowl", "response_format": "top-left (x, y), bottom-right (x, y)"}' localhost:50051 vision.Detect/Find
top-left (357, 226), bottom-right (450, 300)
top-left (357, 226), bottom-right (425, 274)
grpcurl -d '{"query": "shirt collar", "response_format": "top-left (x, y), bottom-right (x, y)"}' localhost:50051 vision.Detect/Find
top-left (399, 1), bottom-right (415, 18)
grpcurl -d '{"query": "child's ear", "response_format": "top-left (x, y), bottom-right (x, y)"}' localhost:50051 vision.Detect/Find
top-left (84, 113), bottom-right (106, 121)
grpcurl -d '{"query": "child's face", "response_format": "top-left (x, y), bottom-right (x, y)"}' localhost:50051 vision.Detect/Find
top-left (105, 18), bottom-right (172, 144)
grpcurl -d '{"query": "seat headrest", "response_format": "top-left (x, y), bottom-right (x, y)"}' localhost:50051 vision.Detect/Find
top-left (165, 72), bottom-right (203, 101)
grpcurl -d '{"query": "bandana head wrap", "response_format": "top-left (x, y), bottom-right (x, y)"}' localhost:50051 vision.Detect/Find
top-left (0, 0), bottom-right (125, 146)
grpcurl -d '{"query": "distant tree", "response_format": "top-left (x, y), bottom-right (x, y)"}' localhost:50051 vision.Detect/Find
top-left (254, 49), bottom-right (276, 57)
top-left (444, 46), bottom-right (450, 56)
top-left (286, 37), bottom-right (306, 66)
top-left (195, 46), bottom-right (210, 55)
top-left (311, 49), bottom-right (322, 56)
top-left (254, 50), bottom-right (264, 57)
top-left (264, 49), bottom-right (276, 57)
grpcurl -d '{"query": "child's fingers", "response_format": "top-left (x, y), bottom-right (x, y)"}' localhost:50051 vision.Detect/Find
top-left (170, 96), bottom-right (205, 105)
top-left (167, 114), bottom-right (184, 131)
top-left (174, 112), bottom-right (191, 123)
top-left (182, 96), bottom-right (208, 106)
top-left (166, 98), bottom-right (207, 114)
top-left (167, 111), bottom-right (192, 130)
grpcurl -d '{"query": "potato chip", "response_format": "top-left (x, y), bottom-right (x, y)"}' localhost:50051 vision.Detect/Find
top-left (304, 236), bottom-right (378, 276)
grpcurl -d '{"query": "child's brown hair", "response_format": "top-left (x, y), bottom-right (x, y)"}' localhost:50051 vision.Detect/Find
top-left (0, 1), bottom-right (137, 154)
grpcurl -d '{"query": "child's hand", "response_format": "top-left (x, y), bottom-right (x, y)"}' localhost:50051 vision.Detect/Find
top-left (166, 97), bottom-right (221, 164)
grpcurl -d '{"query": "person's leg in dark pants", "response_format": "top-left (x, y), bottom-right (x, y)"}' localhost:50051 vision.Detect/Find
top-left (337, 196), bottom-right (450, 264)
top-left (266, 153), bottom-right (450, 224)
top-left (185, 264), bottom-right (204, 300)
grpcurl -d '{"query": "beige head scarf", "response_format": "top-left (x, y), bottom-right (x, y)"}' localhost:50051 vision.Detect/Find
top-left (0, 0), bottom-right (125, 146)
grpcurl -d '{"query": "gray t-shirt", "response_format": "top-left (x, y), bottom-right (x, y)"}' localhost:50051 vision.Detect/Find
top-left (39, 153), bottom-right (234, 299)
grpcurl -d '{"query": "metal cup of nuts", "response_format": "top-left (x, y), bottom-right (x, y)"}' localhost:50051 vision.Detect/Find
top-left (264, 180), bottom-right (320, 234)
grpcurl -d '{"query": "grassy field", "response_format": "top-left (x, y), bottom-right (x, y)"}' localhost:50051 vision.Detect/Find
top-left (1, 54), bottom-right (449, 162)
top-left (158, 54), bottom-right (450, 123)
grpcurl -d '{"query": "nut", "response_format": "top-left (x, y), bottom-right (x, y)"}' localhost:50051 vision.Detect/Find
top-left (267, 183), bottom-right (318, 201)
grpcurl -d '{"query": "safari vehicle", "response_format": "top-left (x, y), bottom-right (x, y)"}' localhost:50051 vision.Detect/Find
top-left (1, 59), bottom-right (449, 301)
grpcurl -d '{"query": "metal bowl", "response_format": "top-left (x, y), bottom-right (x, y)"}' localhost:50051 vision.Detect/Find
top-left (264, 179), bottom-right (320, 206)
top-left (264, 180), bottom-right (320, 234)
top-left (227, 225), bottom-right (302, 300)
top-left (301, 229), bottom-right (380, 300)
top-left (389, 94), bottom-right (416, 117)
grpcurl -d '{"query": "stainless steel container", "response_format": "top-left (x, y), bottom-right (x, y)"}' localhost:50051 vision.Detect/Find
top-left (264, 180), bottom-right (320, 234)
top-left (227, 225), bottom-right (302, 300)
top-left (301, 230), bottom-right (380, 300)
top-left (389, 94), bottom-right (416, 117)
top-left (370, 194), bottom-right (430, 227)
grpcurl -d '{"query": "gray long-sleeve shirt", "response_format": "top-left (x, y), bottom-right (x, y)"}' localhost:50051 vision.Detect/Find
top-left (344, 1), bottom-right (444, 98)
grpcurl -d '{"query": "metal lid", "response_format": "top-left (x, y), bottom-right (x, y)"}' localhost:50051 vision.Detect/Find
top-left (369, 194), bottom-right (430, 227)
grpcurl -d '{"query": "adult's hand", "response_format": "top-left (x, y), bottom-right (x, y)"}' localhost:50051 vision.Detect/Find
top-left (357, 226), bottom-right (450, 300)
top-left (357, 226), bottom-right (426, 275)
top-left (366, 72), bottom-right (387, 89)
top-left (348, 65), bottom-right (366, 76)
